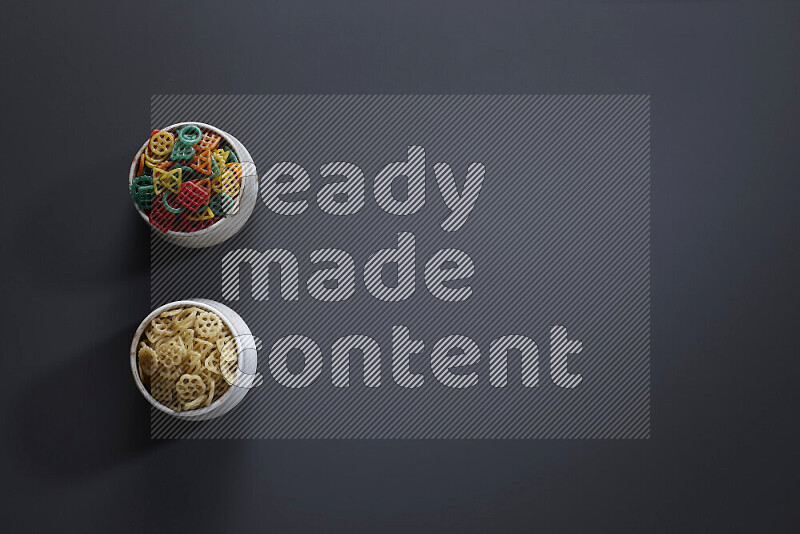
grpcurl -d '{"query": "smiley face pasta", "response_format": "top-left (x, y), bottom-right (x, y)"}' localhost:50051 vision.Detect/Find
top-left (137, 305), bottom-right (237, 412)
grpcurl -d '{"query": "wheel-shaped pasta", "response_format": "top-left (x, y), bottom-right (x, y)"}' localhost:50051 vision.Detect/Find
top-left (195, 311), bottom-right (222, 339)
top-left (176, 374), bottom-right (207, 402)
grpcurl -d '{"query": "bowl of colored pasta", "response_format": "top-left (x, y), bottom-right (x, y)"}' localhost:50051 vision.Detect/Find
top-left (128, 122), bottom-right (258, 248)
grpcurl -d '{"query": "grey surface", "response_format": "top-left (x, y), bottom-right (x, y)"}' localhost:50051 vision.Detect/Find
top-left (2, 0), bottom-right (798, 532)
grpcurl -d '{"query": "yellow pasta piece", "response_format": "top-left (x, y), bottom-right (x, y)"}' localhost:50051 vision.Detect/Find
top-left (156, 335), bottom-right (187, 367)
top-left (149, 316), bottom-right (174, 338)
top-left (150, 373), bottom-right (176, 406)
top-left (204, 351), bottom-right (220, 373)
top-left (195, 311), bottom-right (222, 340)
top-left (173, 307), bottom-right (199, 331)
top-left (176, 374), bottom-right (206, 402)
top-left (184, 395), bottom-right (207, 410)
top-left (193, 338), bottom-right (215, 359)
top-left (145, 329), bottom-right (164, 345)
top-left (185, 350), bottom-right (203, 374)
top-left (220, 356), bottom-right (238, 386)
top-left (179, 328), bottom-right (195, 352)
top-left (216, 337), bottom-right (236, 360)
top-left (138, 342), bottom-right (159, 375)
top-left (204, 379), bottom-right (215, 407)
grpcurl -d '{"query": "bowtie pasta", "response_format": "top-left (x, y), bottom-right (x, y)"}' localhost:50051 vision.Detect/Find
top-left (137, 306), bottom-right (237, 412)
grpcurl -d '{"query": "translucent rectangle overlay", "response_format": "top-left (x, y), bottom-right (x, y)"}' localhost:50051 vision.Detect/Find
top-left (150, 95), bottom-right (650, 439)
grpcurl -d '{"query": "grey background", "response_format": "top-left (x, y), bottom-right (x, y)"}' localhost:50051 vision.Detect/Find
top-left (150, 95), bottom-right (650, 438)
top-left (1, 0), bottom-right (798, 531)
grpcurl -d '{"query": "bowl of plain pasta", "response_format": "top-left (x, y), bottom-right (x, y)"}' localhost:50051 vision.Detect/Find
top-left (130, 299), bottom-right (258, 421)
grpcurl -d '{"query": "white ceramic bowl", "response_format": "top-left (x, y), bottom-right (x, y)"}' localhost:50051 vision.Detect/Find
top-left (130, 299), bottom-right (259, 421)
top-left (128, 122), bottom-right (258, 248)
